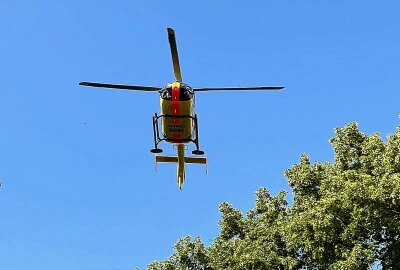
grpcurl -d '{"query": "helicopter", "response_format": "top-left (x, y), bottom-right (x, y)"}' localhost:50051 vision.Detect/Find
top-left (80, 28), bottom-right (284, 190)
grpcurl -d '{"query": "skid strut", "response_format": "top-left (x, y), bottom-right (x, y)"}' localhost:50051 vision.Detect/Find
top-left (150, 113), bottom-right (205, 155)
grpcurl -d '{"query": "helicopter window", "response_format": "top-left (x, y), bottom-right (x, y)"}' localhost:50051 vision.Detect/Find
top-left (160, 84), bottom-right (194, 101)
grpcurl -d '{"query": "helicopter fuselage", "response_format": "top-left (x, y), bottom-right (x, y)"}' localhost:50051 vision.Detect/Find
top-left (159, 82), bottom-right (195, 143)
top-left (155, 81), bottom-right (205, 190)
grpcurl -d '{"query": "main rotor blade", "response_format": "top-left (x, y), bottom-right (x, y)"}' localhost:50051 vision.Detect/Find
top-left (167, 28), bottom-right (183, 82)
top-left (193, 86), bottom-right (285, 91)
top-left (79, 82), bottom-right (161, 91)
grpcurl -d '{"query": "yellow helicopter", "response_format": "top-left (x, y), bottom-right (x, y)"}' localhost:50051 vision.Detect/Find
top-left (80, 28), bottom-right (284, 190)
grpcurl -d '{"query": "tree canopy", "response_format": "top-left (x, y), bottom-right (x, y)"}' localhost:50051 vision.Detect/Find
top-left (147, 123), bottom-right (400, 269)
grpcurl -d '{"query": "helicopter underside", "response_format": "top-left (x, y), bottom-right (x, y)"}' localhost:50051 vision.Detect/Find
top-left (79, 27), bottom-right (283, 190)
top-left (160, 98), bottom-right (193, 142)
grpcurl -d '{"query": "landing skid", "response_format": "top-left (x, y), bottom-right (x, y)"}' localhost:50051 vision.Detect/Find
top-left (150, 113), bottom-right (205, 154)
top-left (192, 150), bottom-right (204, 155)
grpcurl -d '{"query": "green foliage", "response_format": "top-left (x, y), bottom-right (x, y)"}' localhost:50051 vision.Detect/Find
top-left (147, 236), bottom-right (210, 270)
top-left (147, 123), bottom-right (400, 270)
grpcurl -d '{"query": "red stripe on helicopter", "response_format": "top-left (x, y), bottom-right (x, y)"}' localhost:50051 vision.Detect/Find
top-left (171, 82), bottom-right (182, 140)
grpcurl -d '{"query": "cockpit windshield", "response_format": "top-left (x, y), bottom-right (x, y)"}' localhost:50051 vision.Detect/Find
top-left (160, 83), bottom-right (194, 101)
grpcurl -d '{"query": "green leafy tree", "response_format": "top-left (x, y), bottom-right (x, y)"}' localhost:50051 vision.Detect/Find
top-left (147, 123), bottom-right (400, 270)
top-left (147, 236), bottom-right (210, 270)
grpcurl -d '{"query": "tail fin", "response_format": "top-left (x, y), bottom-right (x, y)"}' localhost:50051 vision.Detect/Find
top-left (155, 155), bottom-right (208, 190)
top-left (155, 155), bottom-right (207, 167)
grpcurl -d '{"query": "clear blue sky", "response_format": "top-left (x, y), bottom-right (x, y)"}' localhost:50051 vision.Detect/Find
top-left (1, 1), bottom-right (399, 269)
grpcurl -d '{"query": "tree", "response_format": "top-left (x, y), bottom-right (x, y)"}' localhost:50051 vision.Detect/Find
top-left (147, 123), bottom-right (400, 269)
top-left (147, 236), bottom-right (210, 270)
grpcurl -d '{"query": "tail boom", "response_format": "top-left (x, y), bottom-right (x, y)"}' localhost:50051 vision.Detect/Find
top-left (154, 145), bottom-right (207, 190)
